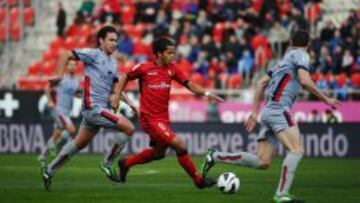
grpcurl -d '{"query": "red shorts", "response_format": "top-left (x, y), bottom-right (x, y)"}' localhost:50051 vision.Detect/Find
top-left (140, 117), bottom-right (176, 148)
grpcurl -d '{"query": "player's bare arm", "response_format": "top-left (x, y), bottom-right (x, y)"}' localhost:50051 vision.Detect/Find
top-left (246, 74), bottom-right (270, 133)
top-left (50, 51), bottom-right (76, 84)
top-left (120, 92), bottom-right (139, 115)
top-left (184, 81), bottom-right (224, 103)
top-left (109, 79), bottom-right (122, 111)
top-left (298, 68), bottom-right (341, 109)
top-left (117, 74), bottom-right (129, 95)
top-left (45, 85), bottom-right (55, 109)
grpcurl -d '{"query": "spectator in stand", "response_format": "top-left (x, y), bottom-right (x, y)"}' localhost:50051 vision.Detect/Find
top-left (223, 34), bottom-right (242, 58)
top-left (334, 78), bottom-right (352, 101)
top-left (116, 33), bottom-right (134, 57)
top-left (316, 74), bottom-right (328, 91)
top-left (237, 49), bottom-right (254, 85)
top-left (325, 109), bottom-right (339, 124)
top-left (177, 35), bottom-right (191, 59)
top-left (269, 22), bottom-right (290, 55)
top-left (79, 0), bottom-right (95, 17)
top-left (342, 49), bottom-right (354, 76)
top-left (56, 2), bottom-right (66, 37)
top-left (225, 51), bottom-right (238, 74)
top-left (320, 20), bottom-right (335, 42)
top-left (318, 46), bottom-right (332, 73)
top-left (193, 51), bottom-right (209, 76)
top-left (329, 30), bottom-right (343, 53)
top-left (187, 35), bottom-right (201, 63)
top-left (331, 46), bottom-right (343, 74)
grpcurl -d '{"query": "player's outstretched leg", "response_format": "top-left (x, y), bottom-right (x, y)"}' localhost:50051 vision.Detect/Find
top-left (202, 141), bottom-right (274, 178)
top-left (100, 116), bottom-right (134, 182)
top-left (274, 127), bottom-right (304, 202)
top-left (170, 137), bottom-right (216, 189)
top-left (100, 132), bottom-right (129, 182)
top-left (117, 148), bottom-right (159, 182)
top-left (176, 150), bottom-right (216, 189)
top-left (42, 126), bottom-right (98, 191)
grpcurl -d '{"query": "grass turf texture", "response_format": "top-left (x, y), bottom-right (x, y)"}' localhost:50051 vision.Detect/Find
top-left (0, 154), bottom-right (359, 203)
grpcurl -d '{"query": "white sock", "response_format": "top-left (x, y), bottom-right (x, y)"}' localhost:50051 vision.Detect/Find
top-left (213, 151), bottom-right (261, 169)
top-left (103, 132), bottom-right (129, 165)
top-left (48, 140), bottom-right (79, 175)
top-left (276, 152), bottom-right (303, 196)
top-left (39, 137), bottom-right (55, 159)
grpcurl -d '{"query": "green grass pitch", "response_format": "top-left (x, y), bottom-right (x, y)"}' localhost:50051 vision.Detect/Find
top-left (0, 154), bottom-right (359, 203)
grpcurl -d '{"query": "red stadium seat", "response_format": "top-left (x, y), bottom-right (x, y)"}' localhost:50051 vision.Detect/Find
top-left (118, 60), bottom-right (135, 74)
top-left (0, 23), bottom-right (7, 42)
top-left (10, 22), bottom-right (21, 41)
top-left (64, 36), bottom-right (76, 50)
top-left (133, 23), bottom-right (145, 38)
top-left (27, 62), bottom-right (42, 76)
top-left (74, 62), bottom-right (84, 75)
top-left (351, 73), bottom-right (360, 87)
top-left (337, 73), bottom-right (347, 87)
top-left (212, 22), bottom-right (224, 42)
top-left (42, 61), bottom-right (56, 76)
top-left (10, 7), bottom-right (20, 25)
top-left (7, 0), bottom-right (17, 6)
top-left (227, 73), bottom-right (243, 89)
top-left (123, 24), bottom-right (134, 36)
top-left (0, 8), bottom-right (5, 25)
top-left (79, 24), bottom-right (92, 37)
top-left (311, 72), bottom-right (321, 83)
top-left (42, 49), bottom-right (58, 63)
top-left (324, 73), bottom-right (333, 82)
top-left (24, 7), bottom-right (35, 26)
top-left (77, 36), bottom-right (88, 48)
top-left (50, 36), bottom-right (64, 51)
top-left (24, 0), bottom-right (31, 6)
top-left (121, 4), bottom-right (136, 24)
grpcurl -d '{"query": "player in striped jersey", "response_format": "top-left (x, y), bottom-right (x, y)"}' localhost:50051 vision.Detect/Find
top-left (42, 26), bottom-right (137, 191)
top-left (202, 30), bottom-right (340, 202)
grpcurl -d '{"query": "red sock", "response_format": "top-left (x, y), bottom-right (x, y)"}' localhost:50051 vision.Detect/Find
top-left (125, 148), bottom-right (155, 169)
top-left (177, 153), bottom-right (202, 186)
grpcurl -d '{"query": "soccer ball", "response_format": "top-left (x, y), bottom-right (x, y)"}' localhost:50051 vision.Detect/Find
top-left (217, 172), bottom-right (240, 194)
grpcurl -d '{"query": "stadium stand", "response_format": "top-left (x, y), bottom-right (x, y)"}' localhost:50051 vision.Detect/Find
top-left (12, 0), bottom-right (360, 101)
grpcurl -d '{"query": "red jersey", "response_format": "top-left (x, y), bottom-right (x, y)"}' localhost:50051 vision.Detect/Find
top-left (127, 61), bottom-right (188, 121)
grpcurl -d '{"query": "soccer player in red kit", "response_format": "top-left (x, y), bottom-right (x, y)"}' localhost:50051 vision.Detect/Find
top-left (115, 37), bottom-right (224, 188)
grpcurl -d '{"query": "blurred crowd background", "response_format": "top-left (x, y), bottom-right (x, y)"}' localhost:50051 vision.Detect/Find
top-left (0, 0), bottom-right (359, 102)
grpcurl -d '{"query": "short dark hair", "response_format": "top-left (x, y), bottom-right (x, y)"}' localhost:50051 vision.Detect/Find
top-left (97, 25), bottom-right (117, 46)
top-left (291, 30), bottom-right (310, 47)
top-left (152, 37), bottom-right (175, 55)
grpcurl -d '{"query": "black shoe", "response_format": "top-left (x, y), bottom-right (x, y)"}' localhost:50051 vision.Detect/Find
top-left (42, 169), bottom-right (52, 191)
top-left (196, 177), bottom-right (217, 189)
top-left (118, 159), bottom-right (128, 183)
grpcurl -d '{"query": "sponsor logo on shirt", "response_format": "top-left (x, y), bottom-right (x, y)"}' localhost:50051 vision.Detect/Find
top-left (148, 82), bottom-right (170, 89)
top-left (148, 71), bottom-right (158, 76)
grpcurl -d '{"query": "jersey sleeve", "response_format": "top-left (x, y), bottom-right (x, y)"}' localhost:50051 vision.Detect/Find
top-left (127, 63), bottom-right (144, 80)
top-left (172, 65), bottom-right (188, 85)
top-left (293, 51), bottom-right (310, 72)
top-left (72, 48), bottom-right (97, 64)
